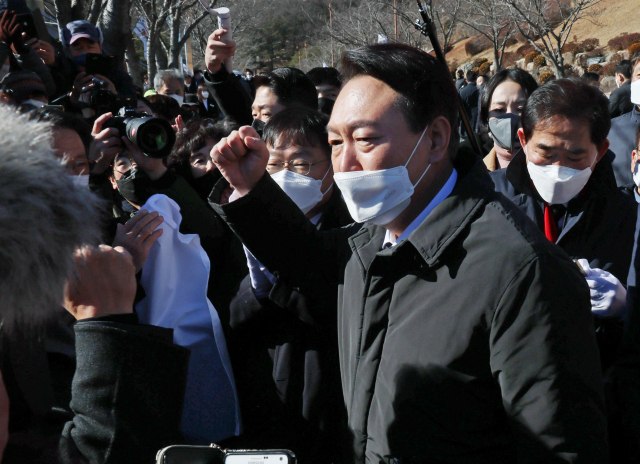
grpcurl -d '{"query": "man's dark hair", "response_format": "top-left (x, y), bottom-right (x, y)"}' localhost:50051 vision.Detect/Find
top-left (521, 78), bottom-right (610, 148)
top-left (306, 67), bottom-right (341, 88)
top-left (457, 69), bottom-right (464, 78)
top-left (616, 60), bottom-right (631, 80)
top-left (480, 68), bottom-right (538, 126)
top-left (582, 72), bottom-right (600, 85)
top-left (340, 43), bottom-right (459, 155)
top-left (263, 106), bottom-right (330, 157)
top-left (30, 108), bottom-right (93, 153)
top-left (245, 68), bottom-right (253, 74)
top-left (466, 70), bottom-right (478, 82)
top-left (254, 67), bottom-right (318, 110)
top-left (193, 69), bottom-right (202, 75)
top-left (167, 119), bottom-right (230, 176)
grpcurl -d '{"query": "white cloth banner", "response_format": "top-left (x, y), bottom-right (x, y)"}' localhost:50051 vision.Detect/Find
top-left (136, 194), bottom-right (241, 443)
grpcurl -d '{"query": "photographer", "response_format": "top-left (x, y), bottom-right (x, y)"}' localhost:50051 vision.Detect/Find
top-left (46, 20), bottom-right (134, 104)
top-left (0, 6), bottom-right (56, 97)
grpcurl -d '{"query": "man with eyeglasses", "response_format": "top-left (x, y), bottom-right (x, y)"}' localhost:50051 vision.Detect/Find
top-left (223, 105), bottom-right (351, 463)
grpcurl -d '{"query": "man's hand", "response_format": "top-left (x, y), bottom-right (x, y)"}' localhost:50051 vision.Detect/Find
top-left (172, 114), bottom-right (185, 132)
top-left (0, 11), bottom-right (22, 48)
top-left (63, 245), bottom-right (137, 320)
top-left (112, 210), bottom-right (164, 274)
top-left (576, 259), bottom-right (628, 318)
top-left (95, 74), bottom-right (117, 95)
top-left (31, 39), bottom-right (55, 66)
top-left (89, 112), bottom-right (122, 174)
top-left (121, 136), bottom-right (167, 181)
top-left (205, 28), bottom-right (235, 75)
top-left (210, 126), bottom-right (269, 196)
top-left (69, 71), bottom-right (95, 104)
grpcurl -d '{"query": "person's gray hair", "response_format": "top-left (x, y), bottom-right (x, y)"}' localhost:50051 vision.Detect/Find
top-left (154, 68), bottom-right (184, 92)
top-left (0, 106), bottom-right (102, 331)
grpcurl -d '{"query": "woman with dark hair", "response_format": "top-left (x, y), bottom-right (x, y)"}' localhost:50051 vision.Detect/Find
top-left (480, 68), bottom-right (538, 170)
top-left (167, 118), bottom-right (237, 199)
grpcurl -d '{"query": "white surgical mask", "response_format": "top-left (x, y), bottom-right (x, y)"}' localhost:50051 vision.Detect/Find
top-left (22, 99), bottom-right (46, 108)
top-left (169, 94), bottom-right (184, 106)
top-left (202, 91), bottom-right (209, 99)
top-left (526, 149), bottom-right (597, 205)
top-left (333, 126), bottom-right (430, 225)
top-left (70, 174), bottom-right (90, 188)
top-left (271, 165), bottom-right (332, 214)
top-left (631, 80), bottom-right (640, 106)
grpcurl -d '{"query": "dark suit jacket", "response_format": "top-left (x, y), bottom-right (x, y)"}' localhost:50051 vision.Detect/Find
top-left (459, 82), bottom-right (479, 136)
top-left (608, 107), bottom-right (640, 187)
top-left (610, 80), bottom-right (633, 119)
top-left (223, 188), bottom-right (352, 464)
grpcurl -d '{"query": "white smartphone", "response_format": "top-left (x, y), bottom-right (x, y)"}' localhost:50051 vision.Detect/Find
top-left (225, 452), bottom-right (293, 464)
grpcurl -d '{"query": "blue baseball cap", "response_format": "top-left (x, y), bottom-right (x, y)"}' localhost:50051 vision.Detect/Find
top-left (63, 20), bottom-right (103, 47)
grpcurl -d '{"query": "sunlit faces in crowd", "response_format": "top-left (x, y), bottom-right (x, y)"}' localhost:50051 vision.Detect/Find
top-left (52, 127), bottom-right (90, 176)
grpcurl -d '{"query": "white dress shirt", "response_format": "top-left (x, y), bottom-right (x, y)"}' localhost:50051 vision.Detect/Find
top-left (382, 168), bottom-right (458, 249)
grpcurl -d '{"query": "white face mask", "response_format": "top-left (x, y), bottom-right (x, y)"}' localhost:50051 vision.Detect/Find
top-left (169, 94), bottom-right (184, 106)
top-left (70, 174), bottom-right (90, 188)
top-left (526, 149), bottom-right (597, 205)
top-left (631, 80), bottom-right (640, 106)
top-left (202, 91), bottom-right (210, 99)
top-left (271, 166), bottom-right (332, 214)
top-left (333, 126), bottom-right (430, 225)
top-left (22, 99), bottom-right (46, 108)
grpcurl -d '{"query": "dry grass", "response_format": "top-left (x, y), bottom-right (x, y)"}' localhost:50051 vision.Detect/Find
top-left (446, 0), bottom-right (640, 67)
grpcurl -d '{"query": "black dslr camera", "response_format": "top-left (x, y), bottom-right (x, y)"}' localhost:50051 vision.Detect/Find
top-left (104, 105), bottom-right (176, 159)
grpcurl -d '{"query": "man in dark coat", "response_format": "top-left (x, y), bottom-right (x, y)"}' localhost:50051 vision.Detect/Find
top-left (610, 60), bottom-right (633, 119)
top-left (222, 107), bottom-right (350, 463)
top-left (455, 69), bottom-right (466, 91)
top-left (459, 70), bottom-right (479, 137)
top-left (208, 43), bottom-right (607, 463)
top-left (608, 52), bottom-right (640, 187)
top-left (491, 79), bottom-right (637, 373)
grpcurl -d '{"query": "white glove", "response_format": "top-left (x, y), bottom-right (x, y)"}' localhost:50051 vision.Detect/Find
top-left (576, 259), bottom-right (627, 318)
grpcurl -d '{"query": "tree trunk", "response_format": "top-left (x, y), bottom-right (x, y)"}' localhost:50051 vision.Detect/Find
top-left (156, 47), bottom-right (168, 71)
top-left (146, 26), bottom-right (158, 88)
top-left (53, 0), bottom-right (73, 42)
top-left (86, 0), bottom-right (104, 24)
top-left (493, 46), bottom-right (501, 72)
top-left (168, 5), bottom-right (181, 69)
top-left (98, 0), bottom-right (131, 67)
top-left (125, 35), bottom-right (143, 87)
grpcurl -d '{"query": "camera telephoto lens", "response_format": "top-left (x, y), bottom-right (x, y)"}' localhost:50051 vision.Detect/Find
top-left (125, 117), bottom-right (176, 159)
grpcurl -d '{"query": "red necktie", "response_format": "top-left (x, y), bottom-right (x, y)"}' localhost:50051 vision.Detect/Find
top-left (543, 202), bottom-right (559, 243)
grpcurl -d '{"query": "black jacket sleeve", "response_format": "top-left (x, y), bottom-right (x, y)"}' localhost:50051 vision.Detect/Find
top-left (491, 253), bottom-right (608, 462)
top-left (203, 67), bottom-right (253, 126)
top-left (210, 174), bottom-right (359, 322)
top-left (59, 320), bottom-right (189, 464)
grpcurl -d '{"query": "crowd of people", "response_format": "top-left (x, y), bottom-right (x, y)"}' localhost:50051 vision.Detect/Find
top-left (2, 1), bottom-right (640, 463)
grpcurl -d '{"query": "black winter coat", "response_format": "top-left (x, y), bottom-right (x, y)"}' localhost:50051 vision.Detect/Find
top-left (203, 67), bottom-right (253, 127)
top-left (222, 188), bottom-right (351, 463)
top-left (609, 80), bottom-right (633, 119)
top-left (608, 107), bottom-right (640, 187)
top-left (491, 151), bottom-right (637, 372)
top-left (1, 314), bottom-right (189, 464)
top-left (211, 148), bottom-right (607, 463)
